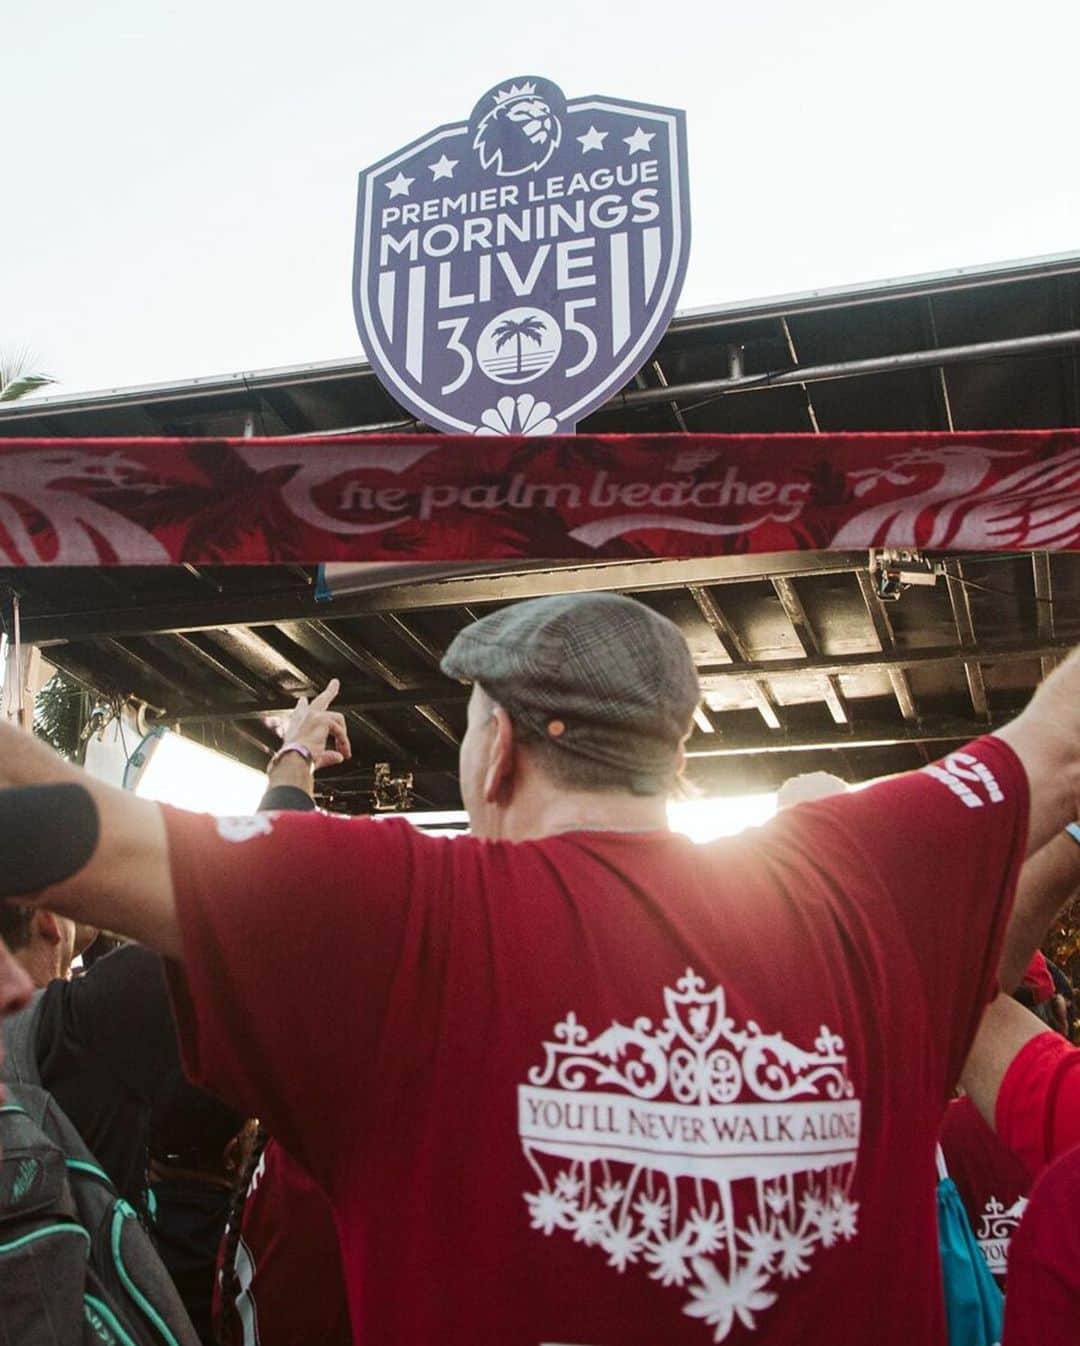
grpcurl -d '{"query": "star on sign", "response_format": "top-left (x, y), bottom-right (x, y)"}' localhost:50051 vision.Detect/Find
top-left (577, 125), bottom-right (607, 153)
top-left (429, 154), bottom-right (458, 181)
top-left (623, 127), bottom-right (655, 155)
top-left (385, 171), bottom-right (414, 198)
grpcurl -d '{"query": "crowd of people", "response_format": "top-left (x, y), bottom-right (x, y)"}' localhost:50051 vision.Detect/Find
top-left (0, 589), bottom-right (1078, 1345)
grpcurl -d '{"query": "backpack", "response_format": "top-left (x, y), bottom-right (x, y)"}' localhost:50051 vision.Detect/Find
top-left (936, 1145), bottom-right (1005, 1346)
top-left (0, 989), bottom-right (201, 1346)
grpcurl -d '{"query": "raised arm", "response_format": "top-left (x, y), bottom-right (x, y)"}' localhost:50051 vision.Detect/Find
top-left (995, 644), bottom-right (1080, 855)
top-left (998, 830), bottom-right (1080, 992)
top-left (258, 678), bottom-right (350, 810)
top-left (0, 720), bottom-right (179, 956)
top-left (989, 645), bottom-right (1080, 987)
top-left (961, 993), bottom-right (1052, 1134)
top-left (960, 991), bottom-right (1080, 1177)
top-left (0, 679), bottom-right (353, 961)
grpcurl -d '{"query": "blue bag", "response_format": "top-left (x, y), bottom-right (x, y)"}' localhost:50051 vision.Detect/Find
top-left (937, 1146), bottom-right (1005, 1346)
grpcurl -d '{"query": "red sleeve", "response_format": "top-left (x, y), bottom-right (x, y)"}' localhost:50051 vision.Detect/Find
top-left (996, 1030), bottom-right (1080, 1177)
top-left (161, 807), bottom-right (451, 1188)
top-left (775, 736), bottom-right (1029, 1100)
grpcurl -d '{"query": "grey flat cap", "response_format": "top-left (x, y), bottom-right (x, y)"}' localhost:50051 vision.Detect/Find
top-left (440, 592), bottom-right (700, 793)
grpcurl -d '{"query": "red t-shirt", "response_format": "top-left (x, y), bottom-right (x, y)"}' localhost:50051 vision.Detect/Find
top-left (1020, 950), bottom-right (1055, 1005)
top-left (1002, 1143), bottom-right (1080, 1344)
top-left (212, 1137), bottom-right (350, 1346)
top-left (996, 1029), bottom-right (1080, 1175)
top-left (164, 736), bottom-right (1027, 1346)
top-left (939, 1096), bottom-right (1030, 1286)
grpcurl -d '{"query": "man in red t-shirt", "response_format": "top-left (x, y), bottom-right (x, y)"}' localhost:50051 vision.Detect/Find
top-left (960, 973), bottom-right (1080, 1344)
top-left (963, 891), bottom-right (1080, 1178)
top-left (939, 1096), bottom-right (1030, 1288)
top-left (0, 595), bottom-right (1078, 1346)
top-left (213, 1136), bottom-right (352, 1346)
top-left (936, 953), bottom-right (1065, 1290)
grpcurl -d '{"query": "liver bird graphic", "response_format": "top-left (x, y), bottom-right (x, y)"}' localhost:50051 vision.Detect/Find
top-left (832, 442), bottom-right (1080, 550)
top-left (0, 448), bottom-right (170, 564)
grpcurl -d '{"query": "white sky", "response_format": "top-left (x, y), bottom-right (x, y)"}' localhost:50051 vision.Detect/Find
top-left (3, 0), bottom-right (1079, 398)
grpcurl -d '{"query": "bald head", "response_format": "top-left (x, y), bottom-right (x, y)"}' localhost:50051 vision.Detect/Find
top-left (776, 771), bottom-right (849, 811)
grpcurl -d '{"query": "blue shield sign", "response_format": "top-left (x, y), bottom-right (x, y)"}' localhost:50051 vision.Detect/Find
top-left (353, 76), bottom-right (690, 435)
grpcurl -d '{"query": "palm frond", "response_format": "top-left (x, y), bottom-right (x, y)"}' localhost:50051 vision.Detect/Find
top-left (0, 374), bottom-right (54, 403)
top-left (0, 348), bottom-right (55, 402)
top-left (33, 670), bottom-right (88, 760)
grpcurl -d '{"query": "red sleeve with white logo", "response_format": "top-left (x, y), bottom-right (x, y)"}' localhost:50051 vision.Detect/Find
top-left (775, 736), bottom-right (1030, 1102)
top-left (996, 1029), bottom-right (1080, 1177)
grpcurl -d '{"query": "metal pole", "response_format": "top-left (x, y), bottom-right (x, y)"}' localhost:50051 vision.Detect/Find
top-left (614, 327), bottom-right (1080, 411)
top-left (291, 417), bottom-right (418, 438)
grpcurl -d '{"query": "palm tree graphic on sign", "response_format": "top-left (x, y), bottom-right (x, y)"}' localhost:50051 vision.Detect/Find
top-left (492, 313), bottom-right (547, 378)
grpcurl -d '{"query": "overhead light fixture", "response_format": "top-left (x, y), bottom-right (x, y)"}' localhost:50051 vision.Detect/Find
top-left (870, 548), bottom-right (940, 602)
top-left (134, 732), bottom-right (267, 815)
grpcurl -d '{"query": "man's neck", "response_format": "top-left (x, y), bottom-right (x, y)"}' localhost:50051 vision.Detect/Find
top-left (499, 787), bottom-right (670, 843)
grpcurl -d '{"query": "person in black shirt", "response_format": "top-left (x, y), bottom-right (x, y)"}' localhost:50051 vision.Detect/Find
top-left (148, 1074), bottom-right (248, 1344)
top-left (0, 679), bottom-right (348, 1341)
top-left (0, 900), bottom-right (183, 1211)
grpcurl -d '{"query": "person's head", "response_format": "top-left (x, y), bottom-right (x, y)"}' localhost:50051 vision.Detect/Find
top-left (442, 593), bottom-right (700, 840)
top-left (776, 771), bottom-right (849, 811)
top-left (0, 902), bottom-right (78, 987)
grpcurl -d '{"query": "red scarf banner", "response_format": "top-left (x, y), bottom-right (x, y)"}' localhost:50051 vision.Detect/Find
top-left (0, 432), bottom-right (1077, 564)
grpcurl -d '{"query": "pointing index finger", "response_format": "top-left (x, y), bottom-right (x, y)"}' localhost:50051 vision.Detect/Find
top-left (310, 678), bottom-right (341, 711)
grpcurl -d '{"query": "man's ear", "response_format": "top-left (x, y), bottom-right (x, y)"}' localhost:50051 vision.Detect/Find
top-left (34, 910), bottom-right (62, 947)
top-left (482, 705), bottom-right (517, 805)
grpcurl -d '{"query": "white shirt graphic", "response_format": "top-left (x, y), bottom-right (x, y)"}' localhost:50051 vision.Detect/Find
top-left (975, 1194), bottom-right (1029, 1276)
top-left (519, 969), bottom-right (863, 1342)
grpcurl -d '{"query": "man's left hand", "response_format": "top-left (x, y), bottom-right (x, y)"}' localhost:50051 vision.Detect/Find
top-left (273, 679), bottom-right (352, 772)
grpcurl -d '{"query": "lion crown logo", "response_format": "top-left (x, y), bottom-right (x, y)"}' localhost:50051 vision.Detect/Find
top-left (472, 79), bottom-right (562, 177)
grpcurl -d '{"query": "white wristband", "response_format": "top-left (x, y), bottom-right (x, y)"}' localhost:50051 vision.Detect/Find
top-left (267, 742), bottom-right (315, 775)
